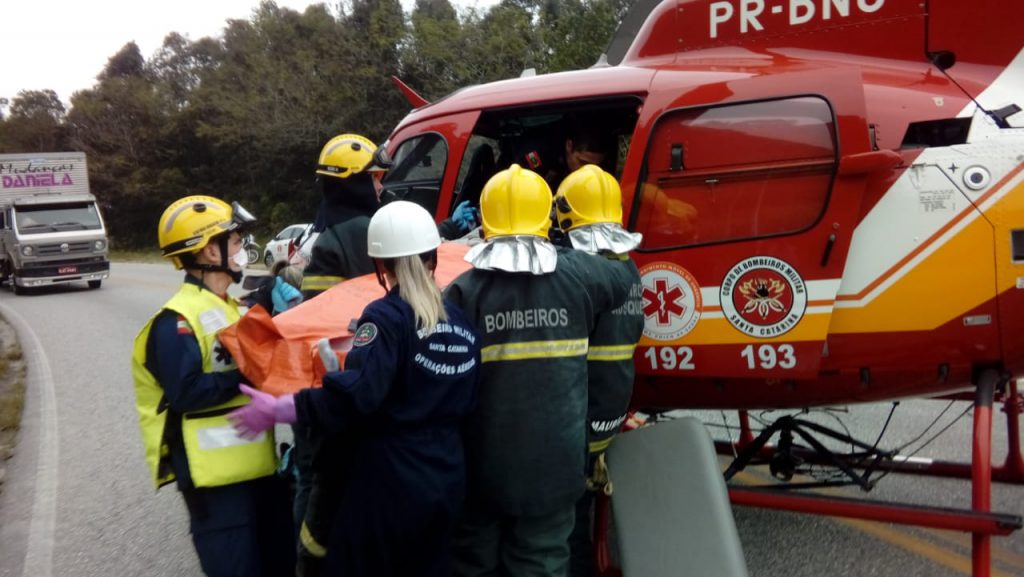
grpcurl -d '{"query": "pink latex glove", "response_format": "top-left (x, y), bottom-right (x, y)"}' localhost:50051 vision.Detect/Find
top-left (229, 384), bottom-right (296, 439)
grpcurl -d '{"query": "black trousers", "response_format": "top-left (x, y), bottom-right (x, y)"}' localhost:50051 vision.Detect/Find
top-left (185, 475), bottom-right (295, 577)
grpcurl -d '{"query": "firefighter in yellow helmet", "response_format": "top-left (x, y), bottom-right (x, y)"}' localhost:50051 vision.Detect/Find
top-left (554, 166), bottom-right (644, 577)
top-left (131, 195), bottom-right (294, 577)
top-left (301, 133), bottom-right (391, 298)
top-left (291, 134), bottom-right (392, 574)
top-left (444, 165), bottom-right (634, 577)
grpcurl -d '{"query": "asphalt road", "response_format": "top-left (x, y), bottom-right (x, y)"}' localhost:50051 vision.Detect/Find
top-left (0, 262), bottom-right (1022, 577)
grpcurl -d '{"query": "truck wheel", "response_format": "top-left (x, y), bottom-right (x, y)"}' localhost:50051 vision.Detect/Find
top-left (88, 280), bottom-right (102, 289)
top-left (11, 274), bottom-right (24, 295)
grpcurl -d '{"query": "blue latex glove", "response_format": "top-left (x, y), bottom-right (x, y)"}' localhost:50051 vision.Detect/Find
top-left (271, 276), bottom-right (303, 314)
top-left (228, 384), bottom-right (296, 439)
top-left (452, 200), bottom-right (479, 233)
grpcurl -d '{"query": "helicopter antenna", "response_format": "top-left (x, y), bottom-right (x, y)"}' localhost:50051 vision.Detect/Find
top-left (927, 50), bottom-right (1021, 129)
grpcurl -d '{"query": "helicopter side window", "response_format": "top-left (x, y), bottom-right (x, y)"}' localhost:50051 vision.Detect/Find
top-left (379, 132), bottom-right (448, 216)
top-left (634, 96), bottom-right (837, 249)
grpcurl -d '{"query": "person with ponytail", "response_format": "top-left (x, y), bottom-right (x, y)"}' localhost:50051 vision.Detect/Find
top-left (229, 201), bottom-right (481, 577)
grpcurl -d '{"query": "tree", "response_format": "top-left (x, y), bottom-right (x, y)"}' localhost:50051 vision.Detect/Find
top-left (461, 2), bottom-right (544, 83)
top-left (66, 41), bottom-right (170, 247)
top-left (98, 42), bottom-right (146, 81)
top-left (150, 33), bottom-right (224, 110)
top-left (0, 90), bottom-right (67, 152)
top-left (402, 0), bottom-right (473, 101)
top-left (340, 0), bottom-right (409, 136)
top-left (537, 0), bottom-right (623, 72)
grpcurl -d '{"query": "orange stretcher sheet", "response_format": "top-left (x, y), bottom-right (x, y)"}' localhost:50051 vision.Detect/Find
top-left (220, 242), bottom-right (472, 397)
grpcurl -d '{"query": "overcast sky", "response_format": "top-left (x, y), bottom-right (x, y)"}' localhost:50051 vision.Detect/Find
top-left (0, 0), bottom-right (492, 108)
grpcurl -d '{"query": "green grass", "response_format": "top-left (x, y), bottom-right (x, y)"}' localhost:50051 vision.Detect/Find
top-left (0, 344), bottom-right (25, 436)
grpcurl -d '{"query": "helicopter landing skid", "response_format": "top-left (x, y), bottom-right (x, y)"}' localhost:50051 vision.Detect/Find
top-left (707, 370), bottom-right (1022, 577)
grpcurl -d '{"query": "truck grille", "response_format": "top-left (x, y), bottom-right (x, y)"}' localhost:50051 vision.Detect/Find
top-left (36, 241), bottom-right (94, 256)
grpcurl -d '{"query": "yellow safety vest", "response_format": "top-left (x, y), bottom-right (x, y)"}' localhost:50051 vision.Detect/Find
top-left (131, 283), bottom-right (277, 489)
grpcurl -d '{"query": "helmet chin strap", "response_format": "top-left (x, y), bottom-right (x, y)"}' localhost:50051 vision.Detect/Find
top-left (195, 235), bottom-right (242, 284)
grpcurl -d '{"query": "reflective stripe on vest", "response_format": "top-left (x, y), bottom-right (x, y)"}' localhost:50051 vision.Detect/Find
top-left (480, 338), bottom-right (588, 363)
top-left (301, 275), bottom-right (345, 292)
top-left (131, 283), bottom-right (276, 489)
top-left (587, 343), bottom-right (636, 362)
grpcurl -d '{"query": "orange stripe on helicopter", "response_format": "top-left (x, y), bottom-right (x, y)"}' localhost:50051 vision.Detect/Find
top-left (640, 312), bottom-right (834, 346)
top-left (829, 220), bottom-right (996, 332)
top-left (835, 163), bottom-right (1024, 304)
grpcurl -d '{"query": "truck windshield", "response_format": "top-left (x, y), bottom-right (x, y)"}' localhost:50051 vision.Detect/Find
top-left (15, 203), bottom-right (103, 233)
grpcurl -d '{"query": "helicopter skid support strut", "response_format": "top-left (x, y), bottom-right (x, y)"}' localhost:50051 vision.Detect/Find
top-left (719, 381), bottom-right (1024, 485)
top-left (709, 371), bottom-right (1021, 577)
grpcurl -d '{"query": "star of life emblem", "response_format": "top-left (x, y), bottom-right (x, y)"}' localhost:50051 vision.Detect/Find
top-left (639, 262), bottom-right (702, 341)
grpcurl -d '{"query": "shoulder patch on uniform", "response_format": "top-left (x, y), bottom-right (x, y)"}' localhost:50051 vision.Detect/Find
top-left (176, 315), bottom-right (193, 335)
top-left (353, 322), bottom-right (378, 347)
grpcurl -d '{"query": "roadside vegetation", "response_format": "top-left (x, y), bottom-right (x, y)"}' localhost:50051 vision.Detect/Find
top-left (0, 313), bottom-right (26, 491)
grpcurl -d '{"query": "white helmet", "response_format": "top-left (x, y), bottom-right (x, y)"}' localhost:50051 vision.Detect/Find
top-left (367, 201), bottom-right (441, 258)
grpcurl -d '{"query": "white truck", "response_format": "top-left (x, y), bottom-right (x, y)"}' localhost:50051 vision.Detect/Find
top-left (0, 152), bottom-right (110, 294)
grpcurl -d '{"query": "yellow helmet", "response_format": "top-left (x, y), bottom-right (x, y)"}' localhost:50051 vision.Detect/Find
top-left (554, 165), bottom-right (623, 231)
top-left (479, 164), bottom-right (553, 239)
top-left (158, 195), bottom-right (256, 269)
top-left (316, 133), bottom-right (377, 179)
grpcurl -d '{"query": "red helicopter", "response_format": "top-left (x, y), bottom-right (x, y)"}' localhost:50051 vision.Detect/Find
top-left (217, 0), bottom-right (1023, 574)
top-left (370, 0), bottom-right (1024, 573)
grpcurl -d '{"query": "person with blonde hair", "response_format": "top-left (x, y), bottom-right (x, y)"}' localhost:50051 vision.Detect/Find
top-left (229, 201), bottom-right (481, 577)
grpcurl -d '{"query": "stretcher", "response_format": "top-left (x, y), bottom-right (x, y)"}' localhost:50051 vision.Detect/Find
top-left (220, 242), bottom-right (472, 397)
top-left (606, 417), bottom-right (749, 577)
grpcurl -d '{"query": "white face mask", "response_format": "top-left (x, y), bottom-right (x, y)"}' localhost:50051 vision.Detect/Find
top-left (231, 248), bottom-right (249, 268)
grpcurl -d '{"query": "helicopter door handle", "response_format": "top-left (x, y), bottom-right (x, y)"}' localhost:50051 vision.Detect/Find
top-left (838, 150), bottom-right (901, 175)
top-left (670, 144), bottom-right (683, 171)
top-left (821, 232), bottom-right (837, 267)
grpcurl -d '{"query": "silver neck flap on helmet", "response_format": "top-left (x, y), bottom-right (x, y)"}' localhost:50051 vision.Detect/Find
top-left (567, 222), bottom-right (642, 255)
top-left (465, 235), bottom-right (558, 275)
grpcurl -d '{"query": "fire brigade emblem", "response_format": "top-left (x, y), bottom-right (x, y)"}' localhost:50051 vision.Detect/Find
top-left (639, 262), bottom-right (702, 341)
top-left (720, 257), bottom-right (807, 338)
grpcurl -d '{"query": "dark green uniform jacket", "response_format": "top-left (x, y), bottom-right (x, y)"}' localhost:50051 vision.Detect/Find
top-left (444, 247), bottom-right (632, 516)
top-left (300, 215), bottom-right (374, 299)
top-left (586, 255), bottom-right (644, 455)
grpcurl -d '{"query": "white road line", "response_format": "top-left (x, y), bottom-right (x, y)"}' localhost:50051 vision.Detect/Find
top-left (0, 303), bottom-right (59, 577)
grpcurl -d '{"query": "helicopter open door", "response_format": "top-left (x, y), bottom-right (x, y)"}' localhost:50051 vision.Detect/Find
top-left (627, 68), bottom-right (896, 390)
top-left (379, 110), bottom-right (481, 220)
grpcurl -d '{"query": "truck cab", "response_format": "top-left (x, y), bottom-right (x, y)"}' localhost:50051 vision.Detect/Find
top-left (0, 152), bottom-right (110, 294)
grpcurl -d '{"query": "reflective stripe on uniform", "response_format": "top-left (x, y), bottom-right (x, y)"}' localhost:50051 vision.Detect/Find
top-left (480, 338), bottom-right (588, 363)
top-left (300, 521), bottom-right (327, 558)
top-left (589, 436), bottom-right (614, 454)
top-left (587, 344), bottom-right (636, 362)
top-left (301, 275), bottom-right (346, 291)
